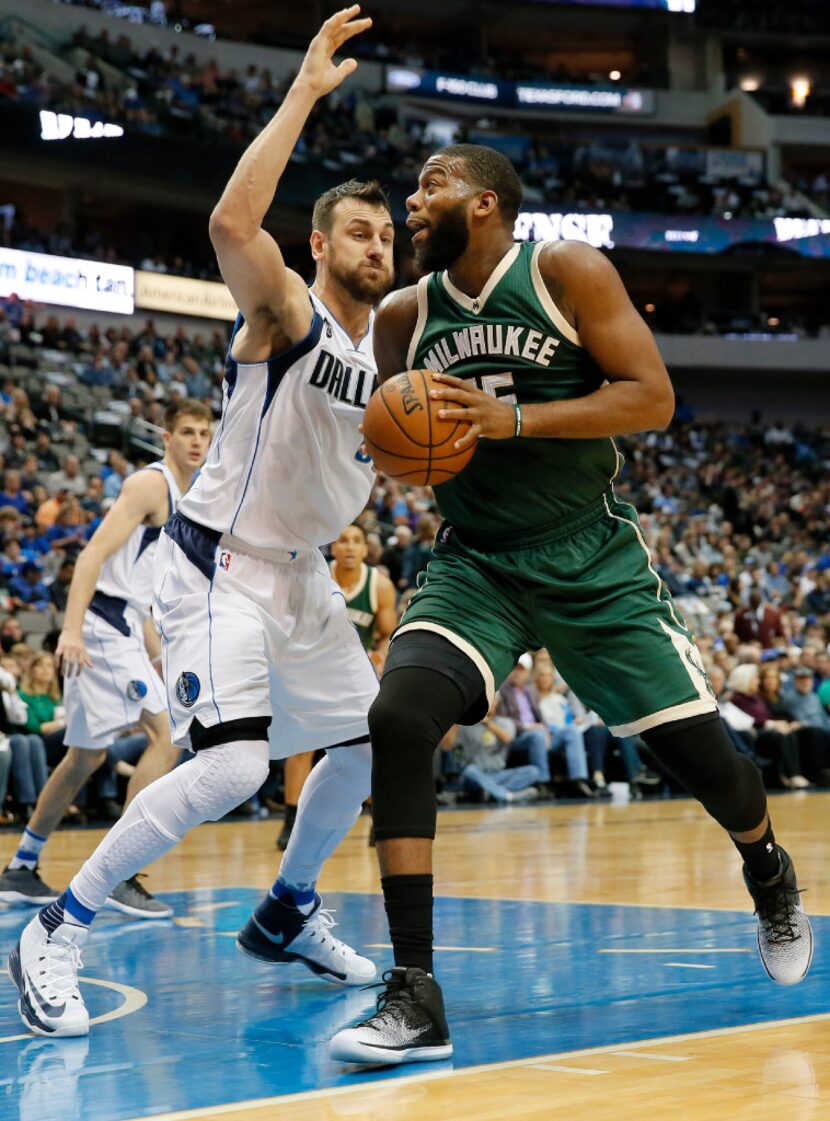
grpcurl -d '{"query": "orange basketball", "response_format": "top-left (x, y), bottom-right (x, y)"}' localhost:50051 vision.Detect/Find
top-left (363, 369), bottom-right (477, 486)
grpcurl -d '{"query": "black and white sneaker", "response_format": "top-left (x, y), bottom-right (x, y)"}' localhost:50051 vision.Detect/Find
top-left (237, 893), bottom-right (376, 985)
top-left (0, 865), bottom-right (59, 906)
top-left (329, 966), bottom-right (453, 1065)
top-left (8, 913), bottom-right (89, 1037)
top-left (106, 875), bottom-right (173, 919)
top-left (744, 846), bottom-right (813, 986)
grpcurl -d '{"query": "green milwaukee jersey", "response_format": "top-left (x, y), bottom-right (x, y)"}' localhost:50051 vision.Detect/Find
top-left (332, 562), bottom-right (378, 650)
top-left (408, 240), bottom-right (621, 543)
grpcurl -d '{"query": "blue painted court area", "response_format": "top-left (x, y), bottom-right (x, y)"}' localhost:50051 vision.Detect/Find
top-left (0, 889), bottom-right (827, 1121)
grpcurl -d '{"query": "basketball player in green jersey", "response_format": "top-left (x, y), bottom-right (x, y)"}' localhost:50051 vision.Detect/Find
top-left (330, 144), bottom-right (813, 1066)
top-left (331, 524), bottom-right (397, 673)
top-left (278, 524), bottom-right (397, 851)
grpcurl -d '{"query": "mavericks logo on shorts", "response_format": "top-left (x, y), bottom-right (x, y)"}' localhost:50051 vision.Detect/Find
top-left (176, 671), bottom-right (201, 708)
top-left (127, 679), bottom-right (148, 702)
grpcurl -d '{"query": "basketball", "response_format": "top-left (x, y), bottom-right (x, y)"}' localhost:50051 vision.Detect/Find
top-left (362, 369), bottom-right (477, 486)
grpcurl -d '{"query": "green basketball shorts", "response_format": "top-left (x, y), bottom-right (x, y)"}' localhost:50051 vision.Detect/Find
top-left (394, 488), bottom-right (717, 736)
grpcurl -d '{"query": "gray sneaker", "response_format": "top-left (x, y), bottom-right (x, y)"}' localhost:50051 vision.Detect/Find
top-left (0, 865), bottom-right (59, 906)
top-left (743, 846), bottom-right (813, 986)
top-left (106, 875), bottom-right (173, 919)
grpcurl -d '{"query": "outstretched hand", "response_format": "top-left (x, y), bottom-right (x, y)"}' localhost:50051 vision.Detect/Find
top-left (297, 5), bottom-right (372, 98)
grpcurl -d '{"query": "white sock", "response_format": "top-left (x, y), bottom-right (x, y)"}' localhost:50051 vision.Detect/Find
top-left (278, 742), bottom-right (370, 891)
top-left (10, 826), bottom-right (47, 870)
top-left (71, 740), bottom-right (269, 912)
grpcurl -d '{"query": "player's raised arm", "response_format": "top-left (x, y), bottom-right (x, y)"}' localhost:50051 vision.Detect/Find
top-left (372, 288), bottom-right (419, 382)
top-left (209, 6), bottom-right (372, 334)
top-left (56, 470), bottom-right (168, 674)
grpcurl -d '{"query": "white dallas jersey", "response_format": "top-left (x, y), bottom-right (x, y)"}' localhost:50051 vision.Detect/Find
top-left (96, 461), bottom-right (182, 614)
top-left (177, 291), bottom-right (377, 553)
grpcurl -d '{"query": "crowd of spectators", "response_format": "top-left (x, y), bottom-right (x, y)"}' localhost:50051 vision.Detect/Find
top-left (2, 24), bottom-right (827, 239)
top-left (1, 279), bottom-right (830, 821)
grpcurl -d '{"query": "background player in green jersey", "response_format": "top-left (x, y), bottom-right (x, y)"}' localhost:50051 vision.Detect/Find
top-left (330, 144), bottom-right (813, 1067)
top-left (331, 524), bottom-right (397, 673)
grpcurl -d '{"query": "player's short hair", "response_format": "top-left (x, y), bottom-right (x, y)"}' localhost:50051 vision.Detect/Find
top-left (433, 144), bottom-right (523, 224)
top-left (164, 398), bottom-right (212, 433)
top-left (312, 180), bottom-right (392, 235)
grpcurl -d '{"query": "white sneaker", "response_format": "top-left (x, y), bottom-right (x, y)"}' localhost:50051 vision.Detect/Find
top-left (505, 787), bottom-right (540, 803)
top-left (237, 893), bottom-right (376, 985)
top-left (8, 915), bottom-right (90, 1037)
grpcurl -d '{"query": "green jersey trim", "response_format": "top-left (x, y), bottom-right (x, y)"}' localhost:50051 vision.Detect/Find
top-left (529, 241), bottom-right (581, 348)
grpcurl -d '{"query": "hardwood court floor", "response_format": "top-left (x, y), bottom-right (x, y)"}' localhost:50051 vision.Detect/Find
top-left (1, 791), bottom-right (828, 1121)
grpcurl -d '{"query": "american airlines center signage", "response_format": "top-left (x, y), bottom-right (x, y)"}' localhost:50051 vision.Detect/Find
top-left (514, 210), bottom-right (830, 257)
top-left (0, 248), bottom-right (134, 314)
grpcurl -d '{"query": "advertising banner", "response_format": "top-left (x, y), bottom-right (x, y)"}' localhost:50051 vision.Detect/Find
top-left (386, 68), bottom-right (653, 115)
top-left (514, 210), bottom-right (830, 257)
top-left (135, 271), bottom-right (237, 321)
top-left (0, 248), bottom-right (134, 314)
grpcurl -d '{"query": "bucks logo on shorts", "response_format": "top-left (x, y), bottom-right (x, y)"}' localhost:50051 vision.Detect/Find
top-left (127, 679), bottom-right (148, 702)
top-left (176, 671), bottom-right (200, 708)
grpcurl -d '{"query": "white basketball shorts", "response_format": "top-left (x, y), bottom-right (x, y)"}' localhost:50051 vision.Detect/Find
top-left (64, 593), bottom-right (167, 751)
top-left (153, 513), bottom-right (379, 757)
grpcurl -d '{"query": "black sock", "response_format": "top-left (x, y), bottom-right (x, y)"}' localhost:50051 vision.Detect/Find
top-left (732, 820), bottom-right (780, 882)
top-left (381, 873), bottom-right (434, 975)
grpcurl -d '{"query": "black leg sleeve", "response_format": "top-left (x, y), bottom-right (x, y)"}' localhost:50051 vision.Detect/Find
top-left (370, 666), bottom-right (469, 842)
top-left (642, 713), bottom-right (768, 834)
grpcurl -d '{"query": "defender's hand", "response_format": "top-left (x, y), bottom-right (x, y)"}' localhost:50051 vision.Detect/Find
top-left (56, 630), bottom-right (93, 676)
top-left (431, 373), bottom-right (516, 451)
top-left (296, 5), bottom-right (372, 99)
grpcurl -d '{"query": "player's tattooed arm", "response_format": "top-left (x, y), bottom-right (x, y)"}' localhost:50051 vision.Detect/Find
top-left (372, 287), bottom-right (419, 383)
top-left (209, 6), bottom-right (372, 350)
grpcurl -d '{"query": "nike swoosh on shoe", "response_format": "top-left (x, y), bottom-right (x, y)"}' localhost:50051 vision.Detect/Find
top-left (252, 917), bottom-right (285, 945)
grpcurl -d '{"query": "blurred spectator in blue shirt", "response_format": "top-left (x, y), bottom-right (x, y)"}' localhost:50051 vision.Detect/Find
top-left (0, 471), bottom-right (31, 515)
top-left (9, 561), bottom-right (50, 611)
top-left (81, 352), bottom-right (115, 388)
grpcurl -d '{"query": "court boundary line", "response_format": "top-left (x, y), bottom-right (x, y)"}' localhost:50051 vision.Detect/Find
top-left (0, 969), bottom-right (147, 1044)
top-left (117, 1009), bottom-right (830, 1121)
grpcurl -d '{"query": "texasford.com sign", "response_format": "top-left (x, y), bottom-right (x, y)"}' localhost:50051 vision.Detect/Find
top-left (0, 248), bottom-right (134, 314)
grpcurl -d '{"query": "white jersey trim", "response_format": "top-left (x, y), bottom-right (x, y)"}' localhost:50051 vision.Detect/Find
top-left (406, 277), bottom-right (430, 370)
top-left (441, 243), bottom-right (520, 316)
top-left (530, 241), bottom-right (581, 347)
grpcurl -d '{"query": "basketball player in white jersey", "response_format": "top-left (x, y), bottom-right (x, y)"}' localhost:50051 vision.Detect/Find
top-left (9, 7), bottom-right (394, 1037)
top-left (0, 399), bottom-right (211, 922)
top-left (277, 524), bottom-right (396, 852)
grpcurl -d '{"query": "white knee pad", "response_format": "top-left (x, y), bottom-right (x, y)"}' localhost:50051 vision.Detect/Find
top-left (183, 740), bottom-right (270, 822)
top-left (278, 741), bottom-right (371, 889)
top-left (69, 739), bottom-right (270, 913)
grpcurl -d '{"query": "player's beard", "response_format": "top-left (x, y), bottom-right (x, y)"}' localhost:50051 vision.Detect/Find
top-left (414, 204), bottom-right (470, 273)
top-left (328, 251), bottom-right (394, 306)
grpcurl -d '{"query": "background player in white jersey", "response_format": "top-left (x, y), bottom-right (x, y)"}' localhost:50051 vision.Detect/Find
top-left (8, 7), bottom-right (394, 1038)
top-left (0, 400), bottom-right (211, 920)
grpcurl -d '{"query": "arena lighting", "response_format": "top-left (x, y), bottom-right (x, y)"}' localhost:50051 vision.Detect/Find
top-left (609, 70), bottom-right (621, 81)
top-left (790, 77), bottom-right (810, 108)
top-left (39, 110), bottom-right (124, 141)
top-left (740, 76), bottom-right (761, 92)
